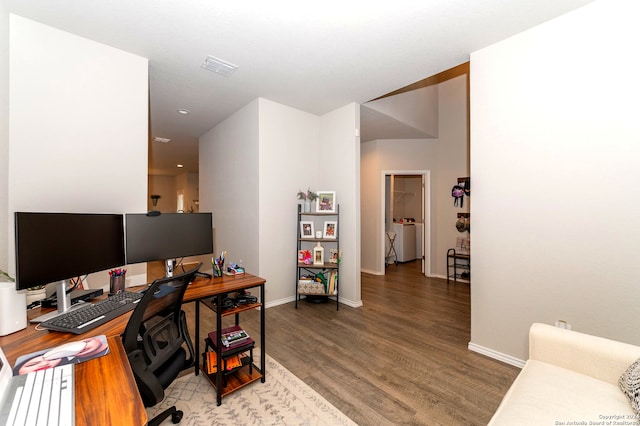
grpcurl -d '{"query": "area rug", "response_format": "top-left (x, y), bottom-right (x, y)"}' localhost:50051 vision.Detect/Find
top-left (147, 353), bottom-right (357, 425)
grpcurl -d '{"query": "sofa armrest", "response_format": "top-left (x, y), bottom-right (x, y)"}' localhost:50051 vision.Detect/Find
top-left (528, 323), bottom-right (640, 385)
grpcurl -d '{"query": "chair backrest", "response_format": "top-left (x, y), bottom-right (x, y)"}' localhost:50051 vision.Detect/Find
top-left (121, 263), bottom-right (201, 406)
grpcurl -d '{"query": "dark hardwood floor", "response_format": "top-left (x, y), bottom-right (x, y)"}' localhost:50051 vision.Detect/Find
top-left (189, 261), bottom-right (519, 425)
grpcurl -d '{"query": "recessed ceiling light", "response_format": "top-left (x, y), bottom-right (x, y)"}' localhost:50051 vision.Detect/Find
top-left (177, 108), bottom-right (190, 115)
top-left (177, 164), bottom-right (184, 168)
top-left (153, 136), bottom-right (171, 143)
top-left (201, 55), bottom-right (238, 77)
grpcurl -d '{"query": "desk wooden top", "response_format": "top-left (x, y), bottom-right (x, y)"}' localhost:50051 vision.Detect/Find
top-left (183, 272), bottom-right (266, 303)
top-left (0, 272), bottom-right (265, 426)
top-left (0, 272), bottom-right (266, 365)
top-left (75, 336), bottom-right (147, 426)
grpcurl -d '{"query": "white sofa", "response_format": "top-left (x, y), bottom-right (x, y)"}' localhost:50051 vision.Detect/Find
top-left (489, 323), bottom-right (640, 425)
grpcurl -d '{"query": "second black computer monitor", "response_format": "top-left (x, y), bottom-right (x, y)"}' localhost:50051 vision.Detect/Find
top-left (124, 212), bottom-right (213, 276)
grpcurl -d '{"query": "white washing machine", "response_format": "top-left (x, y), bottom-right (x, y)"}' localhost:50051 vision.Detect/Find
top-left (393, 223), bottom-right (416, 262)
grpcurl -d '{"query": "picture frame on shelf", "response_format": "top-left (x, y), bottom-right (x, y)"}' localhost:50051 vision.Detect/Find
top-left (300, 221), bottom-right (314, 238)
top-left (323, 221), bottom-right (337, 239)
top-left (316, 191), bottom-right (336, 213)
top-left (329, 249), bottom-right (342, 263)
top-left (298, 249), bottom-right (312, 264)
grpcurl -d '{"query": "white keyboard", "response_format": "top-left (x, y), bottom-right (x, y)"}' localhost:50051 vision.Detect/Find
top-left (6, 364), bottom-right (74, 426)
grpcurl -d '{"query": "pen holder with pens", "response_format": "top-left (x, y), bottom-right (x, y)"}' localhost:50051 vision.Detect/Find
top-left (109, 268), bottom-right (126, 295)
top-left (212, 252), bottom-right (226, 277)
top-left (212, 259), bottom-right (224, 277)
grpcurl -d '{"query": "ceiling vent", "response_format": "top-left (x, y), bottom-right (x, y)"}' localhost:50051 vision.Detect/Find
top-left (201, 55), bottom-right (238, 77)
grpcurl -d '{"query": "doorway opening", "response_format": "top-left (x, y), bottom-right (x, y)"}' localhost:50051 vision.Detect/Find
top-left (382, 171), bottom-right (430, 276)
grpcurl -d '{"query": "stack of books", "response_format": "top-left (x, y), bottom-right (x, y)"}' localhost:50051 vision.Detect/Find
top-left (205, 351), bottom-right (245, 374)
top-left (328, 271), bottom-right (338, 294)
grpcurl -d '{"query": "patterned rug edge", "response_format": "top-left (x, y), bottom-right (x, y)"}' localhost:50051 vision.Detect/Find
top-left (146, 353), bottom-right (357, 425)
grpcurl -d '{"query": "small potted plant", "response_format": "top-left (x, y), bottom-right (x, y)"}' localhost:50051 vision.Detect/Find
top-left (0, 269), bottom-right (14, 283)
top-left (297, 188), bottom-right (318, 212)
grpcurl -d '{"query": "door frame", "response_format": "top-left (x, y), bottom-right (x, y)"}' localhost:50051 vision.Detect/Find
top-left (381, 170), bottom-right (431, 276)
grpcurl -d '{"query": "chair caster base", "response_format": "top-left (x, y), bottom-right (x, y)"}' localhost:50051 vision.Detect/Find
top-left (171, 410), bottom-right (183, 424)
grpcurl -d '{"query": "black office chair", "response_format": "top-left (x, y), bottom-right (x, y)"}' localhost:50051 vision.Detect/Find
top-left (122, 263), bottom-right (201, 426)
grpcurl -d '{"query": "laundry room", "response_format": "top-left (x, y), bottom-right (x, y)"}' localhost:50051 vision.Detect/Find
top-left (385, 174), bottom-right (423, 264)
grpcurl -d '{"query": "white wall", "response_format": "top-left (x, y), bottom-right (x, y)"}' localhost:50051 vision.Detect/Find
top-left (257, 98), bottom-right (320, 304)
top-left (393, 176), bottom-right (422, 220)
top-left (7, 15), bottom-right (148, 288)
top-left (360, 75), bottom-right (468, 276)
top-left (432, 76), bottom-right (469, 277)
top-left (200, 98), bottom-right (362, 307)
top-left (470, 0), bottom-right (640, 364)
top-left (361, 139), bottom-right (435, 274)
top-left (199, 100), bottom-right (260, 276)
top-left (318, 103), bottom-right (361, 306)
top-left (0, 3), bottom-right (8, 274)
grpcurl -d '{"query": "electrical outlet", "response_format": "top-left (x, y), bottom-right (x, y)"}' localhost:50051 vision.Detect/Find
top-left (555, 320), bottom-right (571, 330)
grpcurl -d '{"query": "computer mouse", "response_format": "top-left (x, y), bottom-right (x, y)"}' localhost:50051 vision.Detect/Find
top-left (43, 341), bottom-right (87, 360)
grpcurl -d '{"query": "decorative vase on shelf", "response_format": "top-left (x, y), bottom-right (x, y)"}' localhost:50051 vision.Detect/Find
top-left (303, 199), bottom-right (311, 213)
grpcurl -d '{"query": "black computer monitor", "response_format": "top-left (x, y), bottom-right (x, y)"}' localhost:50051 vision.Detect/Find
top-left (124, 212), bottom-right (213, 277)
top-left (14, 212), bottom-right (126, 315)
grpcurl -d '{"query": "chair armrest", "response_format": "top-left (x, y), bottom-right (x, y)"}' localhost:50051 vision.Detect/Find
top-left (529, 323), bottom-right (640, 384)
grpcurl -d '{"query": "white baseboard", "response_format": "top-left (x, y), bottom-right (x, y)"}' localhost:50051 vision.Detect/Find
top-left (468, 342), bottom-right (525, 369)
top-left (429, 273), bottom-right (447, 280)
top-left (265, 296), bottom-right (296, 309)
top-left (264, 295), bottom-right (363, 309)
top-left (336, 297), bottom-right (363, 308)
top-left (361, 268), bottom-right (383, 275)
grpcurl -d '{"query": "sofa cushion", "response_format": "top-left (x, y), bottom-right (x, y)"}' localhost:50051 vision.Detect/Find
top-left (489, 359), bottom-right (633, 425)
top-left (619, 358), bottom-right (640, 415)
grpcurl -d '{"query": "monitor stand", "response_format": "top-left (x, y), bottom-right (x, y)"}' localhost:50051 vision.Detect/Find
top-left (30, 280), bottom-right (86, 323)
top-left (166, 259), bottom-right (211, 279)
top-left (165, 259), bottom-right (175, 277)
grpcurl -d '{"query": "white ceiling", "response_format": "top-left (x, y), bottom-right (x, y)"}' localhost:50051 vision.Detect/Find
top-left (2, 0), bottom-right (595, 175)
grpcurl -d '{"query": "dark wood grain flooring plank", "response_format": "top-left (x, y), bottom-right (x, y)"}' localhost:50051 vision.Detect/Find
top-left (186, 261), bottom-right (519, 425)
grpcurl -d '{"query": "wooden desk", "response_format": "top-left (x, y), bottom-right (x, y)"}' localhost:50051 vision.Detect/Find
top-left (189, 273), bottom-right (266, 405)
top-left (0, 336), bottom-right (146, 426)
top-left (0, 272), bottom-right (266, 423)
top-left (75, 336), bottom-right (147, 426)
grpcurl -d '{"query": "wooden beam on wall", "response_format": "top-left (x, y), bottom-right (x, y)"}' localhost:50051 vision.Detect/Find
top-left (369, 62), bottom-right (469, 102)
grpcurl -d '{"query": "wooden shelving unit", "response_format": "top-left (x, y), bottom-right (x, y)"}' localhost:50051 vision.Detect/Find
top-left (200, 295), bottom-right (264, 405)
top-left (295, 204), bottom-right (340, 310)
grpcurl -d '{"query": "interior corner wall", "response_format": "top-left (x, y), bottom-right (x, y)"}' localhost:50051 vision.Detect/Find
top-left (319, 103), bottom-right (361, 306)
top-left (432, 75), bottom-right (469, 278)
top-left (359, 140), bottom-right (383, 273)
top-left (359, 74), bottom-right (468, 276)
top-left (470, 0), bottom-right (640, 362)
top-left (257, 98), bottom-right (321, 305)
top-left (360, 139), bottom-right (436, 275)
top-left (200, 98), bottom-right (361, 307)
top-left (0, 4), bottom-right (8, 273)
top-left (198, 99), bottom-right (260, 279)
top-left (7, 15), bottom-right (148, 278)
